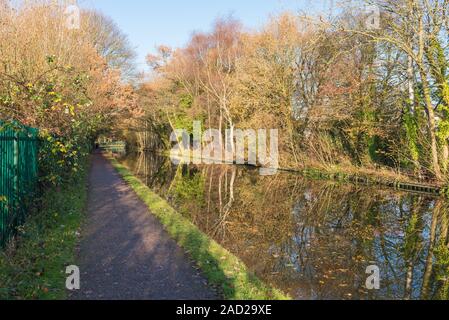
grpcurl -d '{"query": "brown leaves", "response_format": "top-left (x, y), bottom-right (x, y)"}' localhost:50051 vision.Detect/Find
top-left (0, 1), bottom-right (136, 138)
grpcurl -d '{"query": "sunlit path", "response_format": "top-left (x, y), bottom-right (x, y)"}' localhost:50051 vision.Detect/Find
top-left (71, 153), bottom-right (218, 300)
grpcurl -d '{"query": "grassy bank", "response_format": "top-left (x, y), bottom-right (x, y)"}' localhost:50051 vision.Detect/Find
top-left (164, 151), bottom-right (444, 196)
top-left (293, 167), bottom-right (444, 196)
top-left (109, 157), bottom-right (290, 300)
top-left (0, 161), bottom-right (89, 300)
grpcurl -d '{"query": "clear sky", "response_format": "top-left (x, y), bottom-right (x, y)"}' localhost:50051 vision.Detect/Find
top-left (79, 0), bottom-right (331, 72)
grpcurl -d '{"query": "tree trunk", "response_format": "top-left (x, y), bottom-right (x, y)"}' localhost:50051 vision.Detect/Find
top-left (228, 120), bottom-right (235, 163)
top-left (421, 201), bottom-right (440, 299)
top-left (416, 13), bottom-right (443, 181)
top-left (443, 144), bottom-right (449, 174)
top-left (408, 56), bottom-right (415, 114)
top-left (420, 72), bottom-right (443, 180)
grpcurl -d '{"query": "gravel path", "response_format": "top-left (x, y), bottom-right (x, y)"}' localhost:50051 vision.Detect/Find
top-left (71, 153), bottom-right (218, 300)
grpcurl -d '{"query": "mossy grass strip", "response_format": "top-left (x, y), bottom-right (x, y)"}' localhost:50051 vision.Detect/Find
top-left (0, 160), bottom-right (89, 300)
top-left (110, 158), bottom-right (290, 301)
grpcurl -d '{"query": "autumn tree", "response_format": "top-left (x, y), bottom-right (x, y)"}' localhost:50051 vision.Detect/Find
top-left (0, 0), bottom-right (137, 183)
top-left (342, 0), bottom-right (449, 180)
top-left (146, 17), bottom-right (242, 153)
top-left (136, 2), bottom-right (448, 183)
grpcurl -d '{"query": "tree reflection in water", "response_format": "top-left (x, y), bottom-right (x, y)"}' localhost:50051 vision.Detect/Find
top-left (120, 152), bottom-right (449, 300)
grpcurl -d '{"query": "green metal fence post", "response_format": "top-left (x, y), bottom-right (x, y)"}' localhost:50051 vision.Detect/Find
top-left (13, 131), bottom-right (19, 226)
top-left (0, 121), bottom-right (39, 247)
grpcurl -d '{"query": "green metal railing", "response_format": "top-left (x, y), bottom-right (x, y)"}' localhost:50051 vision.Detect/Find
top-left (0, 122), bottom-right (39, 247)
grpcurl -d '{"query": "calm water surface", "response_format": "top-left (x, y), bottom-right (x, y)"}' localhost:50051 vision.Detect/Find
top-left (120, 152), bottom-right (449, 300)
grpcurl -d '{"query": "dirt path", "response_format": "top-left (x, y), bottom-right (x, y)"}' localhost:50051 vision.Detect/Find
top-left (71, 153), bottom-right (218, 300)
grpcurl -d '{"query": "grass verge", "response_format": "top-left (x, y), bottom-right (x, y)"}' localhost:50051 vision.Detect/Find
top-left (109, 157), bottom-right (290, 300)
top-left (0, 161), bottom-right (89, 300)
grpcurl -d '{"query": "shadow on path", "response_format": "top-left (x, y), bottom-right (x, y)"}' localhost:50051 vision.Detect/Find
top-left (71, 153), bottom-right (218, 300)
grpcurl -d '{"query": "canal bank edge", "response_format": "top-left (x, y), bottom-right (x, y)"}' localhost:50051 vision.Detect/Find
top-left (161, 151), bottom-right (445, 197)
top-left (108, 157), bottom-right (291, 301)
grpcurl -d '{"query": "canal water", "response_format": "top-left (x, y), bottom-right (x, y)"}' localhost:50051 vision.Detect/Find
top-left (119, 152), bottom-right (449, 300)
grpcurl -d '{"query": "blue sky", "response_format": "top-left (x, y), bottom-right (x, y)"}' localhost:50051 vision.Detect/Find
top-left (79, 0), bottom-right (330, 72)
